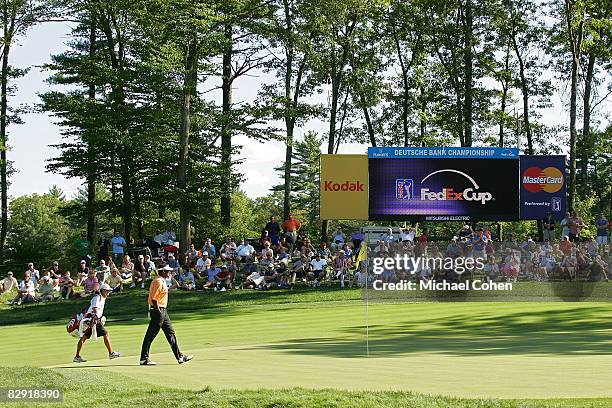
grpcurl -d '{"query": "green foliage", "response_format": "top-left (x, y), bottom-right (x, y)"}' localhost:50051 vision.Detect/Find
top-left (7, 193), bottom-right (70, 268)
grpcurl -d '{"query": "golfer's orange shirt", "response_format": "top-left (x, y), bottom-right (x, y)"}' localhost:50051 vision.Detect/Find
top-left (148, 277), bottom-right (168, 308)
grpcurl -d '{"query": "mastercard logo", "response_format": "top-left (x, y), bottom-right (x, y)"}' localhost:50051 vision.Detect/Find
top-left (522, 167), bottom-right (564, 193)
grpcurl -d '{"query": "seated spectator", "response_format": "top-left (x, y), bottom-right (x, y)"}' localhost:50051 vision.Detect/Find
top-left (81, 270), bottom-right (99, 298)
top-left (203, 264), bottom-right (221, 289)
top-left (333, 250), bottom-right (351, 288)
top-left (259, 252), bottom-right (275, 270)
top-left (317, 242), bottom-right (331, 260)
top-left (120, 255), bottom-right (134, 281)
top-left (165, 270), bottom-right (180, 291)
top-left (76, 260), bottom-right (90, 286)
top-left (1, 271), bottom-right (18, 294)
top-left (262, 264), bottom-right (279, 290)
top-left (47, 261), bottom-right (62, 284)
top-left (220, 237), bottom-right (237, 260)
top-left (195, 252), bottom-right (211, 279)
top-left (105, 268), bottom-right (123, 293)
top-left (37, 276), bottom-right (55, 302)
top-left (26, 263), bottom-right (41, 286)
top-left (236, 239), bottom-right (255, 262)
top-left (278, 246), bottom-right (289, 261)
top-left (94, 259), bottom-right (108, 284)
top-left (214, 264), bottom-right (233, 291)
top-left (11, 272), bottom-right (36, 305)
top-left (260, 230), bottom-right (272, 248)
top-left (260, 241), bottom-right (274, 259)
top-left (202, 238), bottom-right (216, 259)
top-left (143, 254), bottom-right (155, 274)
top-left (243, 270), bottom-right (265, 289)
top-left (483, 256), bottom-right (499, 282)
top-left (131, 255), bottom-right (148, 289)
top-left (559, 236), bottom-right (574, 256)
top-left (59, 270), bottom-right (75, 300)
top-left (185, 244), bottom-right (199, 265)
top-left (178, 267), bottom-right (196, 291)
top-left (331, 227), bottom-right (345, 250)
top-left (308, 253), bottom-right (327, 288)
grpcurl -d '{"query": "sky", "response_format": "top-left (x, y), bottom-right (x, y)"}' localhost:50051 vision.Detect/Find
top-left (7, 22), bottom-right (610, 201)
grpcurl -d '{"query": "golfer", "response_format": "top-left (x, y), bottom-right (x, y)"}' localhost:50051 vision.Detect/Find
top-left (74, 283), bottom-right (121, 363)
top-left (140, 265), bottom-right (193, 365)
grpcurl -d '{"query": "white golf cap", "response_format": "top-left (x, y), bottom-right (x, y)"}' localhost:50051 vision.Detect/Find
top-left (160, 265), bottom-right (174, 271)
top-left (202, 251), bottom-right (208, 256)
top-left (100, 283), bottom-right (112, 291)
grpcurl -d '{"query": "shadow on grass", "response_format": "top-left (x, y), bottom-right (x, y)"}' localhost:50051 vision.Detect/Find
top-left (0, 287), bottom-right (360, 327)
top-left (249, 305), bottom-right (612, 358)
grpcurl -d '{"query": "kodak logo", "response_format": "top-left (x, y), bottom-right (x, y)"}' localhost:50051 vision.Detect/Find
top-left (323, 180), bottom-right (364, 192)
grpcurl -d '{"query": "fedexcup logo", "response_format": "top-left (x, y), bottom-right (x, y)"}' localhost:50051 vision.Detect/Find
top-left (522, 167), bottom-right (564, 193)
top-left (419, 169), bottom-right (493, 204)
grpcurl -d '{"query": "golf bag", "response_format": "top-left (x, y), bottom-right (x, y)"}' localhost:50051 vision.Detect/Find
top-left (66, 308), bottom-right (105, 340)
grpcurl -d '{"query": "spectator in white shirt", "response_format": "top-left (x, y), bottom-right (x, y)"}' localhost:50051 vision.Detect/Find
top-left (11, 272), bottom-right (36, 305)
top-left (1, 271), bottom-right (18, 293)
top-left (236, 239), bottom-right (255, 262)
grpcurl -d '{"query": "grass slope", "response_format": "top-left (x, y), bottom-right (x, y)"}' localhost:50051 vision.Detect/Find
top-left (1, 286), bottom-right (612, 406)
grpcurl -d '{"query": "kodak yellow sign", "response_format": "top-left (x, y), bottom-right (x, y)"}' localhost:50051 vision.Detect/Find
top-left (320, 154), bottom-right (368, 220)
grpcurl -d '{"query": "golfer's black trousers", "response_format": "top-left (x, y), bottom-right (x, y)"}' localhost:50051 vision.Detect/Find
top-left (140, 307), bottom-right (181, 361)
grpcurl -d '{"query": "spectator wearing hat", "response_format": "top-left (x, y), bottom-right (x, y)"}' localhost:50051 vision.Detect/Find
top-left (25, 262), bottom-right (41, 286)
top-left (47, 261), bottom-right (62, 284)
top-left (105, 268), bottom-right (123, 293)
top-left (1, 271), bottom-right (18, 294)
top-left (59, 270), bottom-right (75, 299)
top-left (74, 283), bottom-right (121, 363)
top-left (203, 264), bottom-right (221, 289)
top-left (94, 259), bottom-right (109, 284)
top-left (11, 272), bottom-right (36, 305)
top-left (214, 264), bottom-right (233, 291)
top-left (219, 237), bottom-right (237, 260)
top-left (37, 276), bottom-right (55, 302)
top-left (195, 252), bottom-right (211, 279)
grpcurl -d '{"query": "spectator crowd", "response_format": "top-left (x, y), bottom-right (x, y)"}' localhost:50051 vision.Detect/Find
top-left (1, 212), bottom-right (611, 305)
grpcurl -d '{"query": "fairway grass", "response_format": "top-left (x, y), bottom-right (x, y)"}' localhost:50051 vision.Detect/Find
top-left (1, 289), bottom-right (611, 406)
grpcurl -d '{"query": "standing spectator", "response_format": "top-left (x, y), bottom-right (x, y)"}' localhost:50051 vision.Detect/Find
top-left (59, 270), bottom-right (75, 300)
top-left (97, 234), bottom-right (110, 264)
top-left (26, 263), bottom-right (40, 286)
top-left (105, 268), bottom-right (123, 293)
top-left (1, 271), bottom-right (18, 294)
top-left (281, 213), bottom-right (301, 248)
top-left (560, 212), bottom-right (571, 239)
top-left (543, 212), bottom-right (556, 242)
top-left (11, 272), bottom-right (36, 305)
top-left (400, 228), bottom-right (415, 243)
top-left (37, 276), bottom-right (55, 302)
top-left (574, 214), bottom-right (584, 242)
top-left (111, 230), bottom-right (127, 266)
top-left (76, 233), bottom-right (91, 266)
top-left (596, 213), bottom-right (609, 248)
top-left (264, 216), bottom-right (281, 246)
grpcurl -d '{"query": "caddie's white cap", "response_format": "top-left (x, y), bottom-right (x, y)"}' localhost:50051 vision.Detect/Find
top-left (100, 283), bottom-right (112, 291)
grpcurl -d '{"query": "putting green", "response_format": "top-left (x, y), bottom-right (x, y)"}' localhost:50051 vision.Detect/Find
top-left (4, 301), bottom-right (612, 399)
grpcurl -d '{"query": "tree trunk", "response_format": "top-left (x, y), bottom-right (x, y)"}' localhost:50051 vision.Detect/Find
top-left (282, 0), bottom-right (294, 221)
top-left (0, 38), bottom-right (10, 262)
top-left (511, 33), bottom-right (533, 155)
top-left (86, 10), bottom-right (96, 244)
top-left (120, 156), bottom-right (131, 243)
top-left (463, 0), bottom-right (473, 147)
top-left (580, 51), bottom-right (595, 196)
top-left (178, 38), bottom-right (198, 254)
top-left (220, 23), bottom-right (232, 227)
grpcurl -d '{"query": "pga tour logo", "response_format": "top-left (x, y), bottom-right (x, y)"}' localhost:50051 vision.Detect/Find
top-left (418, 169), bottom-right (493, 204)
top-left (396, 179), bottom-right (413, 199)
